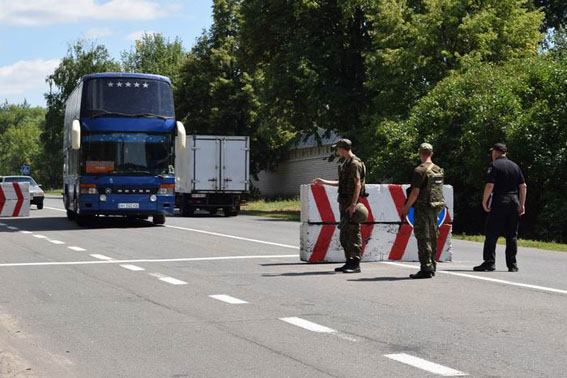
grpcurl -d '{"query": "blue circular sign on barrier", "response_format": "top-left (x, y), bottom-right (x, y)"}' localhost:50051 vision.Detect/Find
top-left (406, 207), bottom-right (447, 228)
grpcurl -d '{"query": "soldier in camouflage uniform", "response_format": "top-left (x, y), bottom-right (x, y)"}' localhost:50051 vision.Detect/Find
top-left (401, 143), bottom-right (445, 279)
top-left (313, 139), bottom-right (368, 273)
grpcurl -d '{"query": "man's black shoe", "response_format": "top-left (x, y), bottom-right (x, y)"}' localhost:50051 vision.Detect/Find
top-left (409, 271), bottom-right (433, 279)
top-left (343, 260), bottom-right (361, 274)
top-left (335, 263), bottom-right (349, 272)
top-left (473, 263), bottom-right (495, 272)
top-left (508, 266), bottom-right (519, 272)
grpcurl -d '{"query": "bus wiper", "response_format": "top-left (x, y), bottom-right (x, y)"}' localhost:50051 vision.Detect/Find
top-left (91, 110), bottom-right (133, 118)
top-left (132, 113), bottom-right (172, 120)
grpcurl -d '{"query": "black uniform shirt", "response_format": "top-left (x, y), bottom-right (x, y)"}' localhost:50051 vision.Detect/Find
top-left (486, 156), bottom-right (525, 195)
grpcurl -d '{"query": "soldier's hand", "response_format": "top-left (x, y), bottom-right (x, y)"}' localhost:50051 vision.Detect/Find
top-left (400, 206), bottom-right (408, 220)
top-left (346, 204), bottom-right (356, 216)
top-left (518, 205), bottom-right (526, 216)
top-left (312, 178), bottom-right (323, 186)
top-left (483, 202), bottom-right (491, 213)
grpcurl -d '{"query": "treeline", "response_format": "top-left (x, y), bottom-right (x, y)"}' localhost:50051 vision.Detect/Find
top-left (3, 0), bottom-right (566, 241)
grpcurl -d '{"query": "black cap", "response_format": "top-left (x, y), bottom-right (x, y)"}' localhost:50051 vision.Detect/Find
top-left (332, 139), bottom-right (352, 150)
top-left (490, 143), bottom-right (508, 153)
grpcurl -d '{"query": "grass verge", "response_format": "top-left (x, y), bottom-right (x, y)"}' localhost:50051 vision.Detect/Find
top-left (43, 189), bottom-right (63, 196)
top-left (454, 234), bottom-right (567, 253)
top-left (241, 198), bottom-right (300, 222)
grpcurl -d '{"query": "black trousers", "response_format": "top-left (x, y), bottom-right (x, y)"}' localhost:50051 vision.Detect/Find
top-left (482, 194), bottom-right (520, 267)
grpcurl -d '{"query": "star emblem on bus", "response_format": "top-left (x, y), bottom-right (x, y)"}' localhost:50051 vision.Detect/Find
top-left (116, 82), bottom-right (123, 87)
top-left (134, 82), bottom-right (140, 88)
top-left (143, 82), bottom-right (149, 88)
top-left (107, 82), bottom-right (114, 87)
top-left (125, 82), bottom-right (131, 87)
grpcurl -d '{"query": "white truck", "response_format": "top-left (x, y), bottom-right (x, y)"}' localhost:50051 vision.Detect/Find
top-left (175, 135), bottom-right (249, 216)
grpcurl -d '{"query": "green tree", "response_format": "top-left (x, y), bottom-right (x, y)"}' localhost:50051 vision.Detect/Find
top-left (0, 103), bottom-right (45, 178)
top-left (531, 0), bottom-right (566, 30)
top-left (366, 0), bottom-right (545, 119)
top-left (368, 56), bottom-right (567, 242)
top-left (42, 40), bottom-right (120, 188)
top-left (121, 33), bottom-right (185, 87)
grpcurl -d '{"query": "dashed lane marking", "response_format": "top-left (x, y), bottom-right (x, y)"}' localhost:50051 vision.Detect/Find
top-left (120, 264), bottom-right (145, 271)
top-left (48, 240), bottom-right (65, 245)
top-left (149, 273), bottom-right (187, 285)
top-left (19, 230), bottom-right (33, 234)
top-left (68, 246), bottom-right (86, 252)
top-left (0, 254), bottom-right (297, 268)
top-left (383, 262), bottom-right (567, 295)
top-left (384, 353), bottom-right (468, 376)
top-left (7, 226), bottom-right (18, 230)
top-left (279, 317), bottom-right (336, 333)
top-left (32, 234), bottom-right (48, 239)
top-left (89, 254), bottom-right (114, 261)
top-left (209, 294), bottom-right (248, 304)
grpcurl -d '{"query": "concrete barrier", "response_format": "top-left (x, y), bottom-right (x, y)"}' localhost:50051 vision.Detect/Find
top-left (300, 184), bottom-right (453, 263)
top-left (0, 182), bottom-right (30, 217)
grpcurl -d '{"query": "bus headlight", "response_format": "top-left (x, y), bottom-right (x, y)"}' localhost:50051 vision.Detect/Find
top-left (99, 194), bottom-right (107, 202)
top-left (80, 184), bottom-right (98, 194)
top-left (158, 183), bottom-right (175, 195)
top-left (150, 194), bottom-right (157, 202)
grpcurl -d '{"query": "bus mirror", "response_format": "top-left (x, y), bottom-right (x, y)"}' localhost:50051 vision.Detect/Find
top-left (176, 121), bottom-right (186, 151)
top-left (71, 120), bottom-right (81, 150)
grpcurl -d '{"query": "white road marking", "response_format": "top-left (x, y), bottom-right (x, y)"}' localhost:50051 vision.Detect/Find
top-left (279, 317), bottom-right (336, 333)
top-left (0, 254), bottom-right (297, 268)
top-left (48, 240), bottom-right (65, 245)
top-left (68, 246), bottom-right (86, 252)
top-left (164, 225), bottom-right (299, 250)
top-left (33, 234), bottom-right (48, 239)
top-left (19, 230), bottom-right (33, 234)
top-left (45, 204), bottom-right (298, 250)
top-left (385, 353), bottom-right (468, 376)
top-left (7, 226), bottom-right (19, 230)
top-left (44, 206), bottom-right (65, 212)
top-left (0, 222), bottom-right (6, 226)
top-left (120, 264), bottom-right (145, 271)
top-left (149, 273), bottom-right (187, 285)
top-left (383, 262), bottom-right (567, 295)
top-left (89, 254), bottom-right (114, 261)
top-left (209, 294), bottom-right (248, 304)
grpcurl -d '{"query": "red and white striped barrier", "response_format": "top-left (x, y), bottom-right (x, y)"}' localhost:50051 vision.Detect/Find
top-left (0, 182), bottom-right (30, 217)
top-left (300, 184), bottom-right (453, 263)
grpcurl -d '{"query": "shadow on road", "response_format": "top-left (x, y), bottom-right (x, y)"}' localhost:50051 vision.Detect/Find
top-left (0, 216), bottom-right (156, 232)
top-left (260, 262), bottom-right (332, 267)
top-left (262, 271), bottom-right (336, 277)
top-left (348, 277), bottom-right (412, 282)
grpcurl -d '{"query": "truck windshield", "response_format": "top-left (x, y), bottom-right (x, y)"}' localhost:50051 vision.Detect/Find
top-left (81, 78), bottom-right (174, 119)
top-left (81, 133), bottom-right (173, 175)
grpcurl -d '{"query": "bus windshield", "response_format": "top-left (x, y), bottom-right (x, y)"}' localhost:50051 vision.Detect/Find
top-left (80, 133), bottom-right (174, 175)
top-left (81, 78), bottom-right (174, 119)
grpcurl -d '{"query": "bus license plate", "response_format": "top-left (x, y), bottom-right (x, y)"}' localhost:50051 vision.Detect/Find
top-left (118, 203), bottom-right (139, 209)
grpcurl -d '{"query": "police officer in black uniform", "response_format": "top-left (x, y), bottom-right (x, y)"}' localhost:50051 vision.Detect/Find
top-left (474, 143), bottom-right (527, 272)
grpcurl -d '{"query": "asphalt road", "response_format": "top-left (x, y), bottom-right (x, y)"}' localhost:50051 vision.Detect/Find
top-left (0, 198), bottom-right (566, 377)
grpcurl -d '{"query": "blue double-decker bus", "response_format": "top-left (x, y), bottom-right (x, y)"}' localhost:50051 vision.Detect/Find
top-left (63, 72), bottom-right (186, 226)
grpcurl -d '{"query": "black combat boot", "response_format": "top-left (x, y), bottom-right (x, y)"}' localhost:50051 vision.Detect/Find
top-left (409, 270), bottom-right (433, 279)
top-left (473, 262), bottom-right (496, 272)
top-left (343, 258), bottom-right (361, 273)
top-left (334, 260), bottom-right (351, 272)
top-left (508, 264), bottom-right (519, 272)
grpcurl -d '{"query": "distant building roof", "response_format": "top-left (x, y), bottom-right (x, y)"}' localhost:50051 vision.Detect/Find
top-left (294, 128), bottom-right (341, 149)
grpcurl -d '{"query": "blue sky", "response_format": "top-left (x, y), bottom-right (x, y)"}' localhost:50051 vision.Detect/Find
top-left (0, 0), bottom-right (213, 107)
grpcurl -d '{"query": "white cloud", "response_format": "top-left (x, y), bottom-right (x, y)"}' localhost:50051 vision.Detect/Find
top-left (0, 0), bottom-right (180, 26)
top-left (126, 30), bottom-right (157, 42)
top-left (83, 27), bottom-right (115, 39)
top-left (0, 59), bottom-right (60, 104)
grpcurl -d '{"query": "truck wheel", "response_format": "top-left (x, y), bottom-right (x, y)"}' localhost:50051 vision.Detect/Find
top-left (37, 200), bottom-right (44, 210)
top-left (181, 206), bottom-right (195, 217)
top-left (224, 207), bottom-right (238, 217)
top-left (153, 214), bottom-right (166, 225)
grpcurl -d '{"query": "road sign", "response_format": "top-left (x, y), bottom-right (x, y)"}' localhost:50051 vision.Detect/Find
top-left (20, 164), bottom-right (31, 175)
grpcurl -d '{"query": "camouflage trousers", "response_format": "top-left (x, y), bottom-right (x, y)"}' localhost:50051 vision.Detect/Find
top-left (413, 206), bottom-right (442, 272)
top-left (339, 201), bottom-right (362, 261)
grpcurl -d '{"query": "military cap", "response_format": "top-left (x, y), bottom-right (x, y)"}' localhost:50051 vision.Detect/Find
top-left (419, 142), bottom-right (433, 152)
top-left (490, 143), bottom-right (508, 153)
top-left (332, 139), bottom-right (352, 150)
